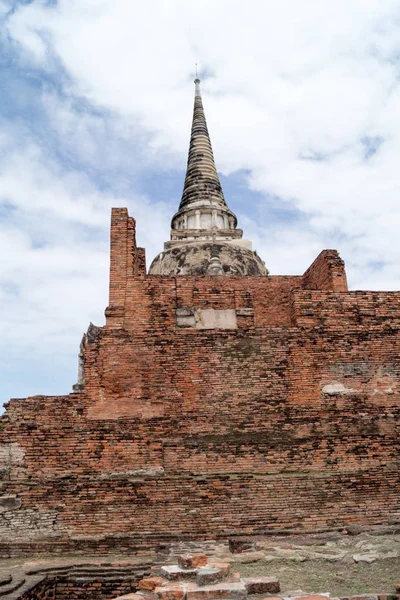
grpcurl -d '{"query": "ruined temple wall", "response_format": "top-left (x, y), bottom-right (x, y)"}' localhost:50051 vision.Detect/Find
top-left (3, 323), bottom-right (399, 476)
top-left (1, 283), bottom-right (399, 553)
top-left (105, 209), bottom-right (347, 330)
top-left (292, 289), bottom-right (400, 328)
top-left (302, 249), bottom-right (348, 292)
top-left (4, 291), bottom-right (399, 468)
top-left (0, 209), bottom-right (398, 556)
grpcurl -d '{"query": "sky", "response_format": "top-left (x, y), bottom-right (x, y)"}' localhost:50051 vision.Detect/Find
top-left (1, 0), bottom-right (400, 405)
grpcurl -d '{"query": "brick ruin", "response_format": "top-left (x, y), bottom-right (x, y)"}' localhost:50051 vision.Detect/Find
top-left (0, 79), bottom-right (399, 559)
top-left (1, 204), bottom-right (399, 557)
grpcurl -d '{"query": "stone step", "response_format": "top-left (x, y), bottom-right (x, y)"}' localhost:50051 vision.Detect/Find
top-left (161, 566), bottom-right (198, 581)
top-left (3, 576), bottom-right (44, 600)
top-left (26, 563), bottom-right (149, 576)
top-left (105, 594), bottom-right (144, 600)
top-left (243, 577), bottom-right (280, 594)
top-left (0, 578), bottom-right (25, 597)
top-left (26, 563), bottom-right (97, 575)
top-left (45, 569), bottom-right (140, 577)
top-left (196, 568), bottom-right (223, 587)
top-left (187, 581), bottom-right (247, 600)
top-left (139, 577), bottom-right (166, 592)
top-left (283, 596), bottom-right (330, 600)
top-left (208, 564), bottom-right (230, 578)
top-left (186, 581), bottom-right (246, 600)
top-left (155, 584), bottom-right (186, 600)
top-left (63, 576), bottom-right (138, 584)
top-left (0, 577), bottom-right (12, 589)
top-left (178, 555), bottom-right (208, 570)
top-left (68, 569), bottom-right (143, 577)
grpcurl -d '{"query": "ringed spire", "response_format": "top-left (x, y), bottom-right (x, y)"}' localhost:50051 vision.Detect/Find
top-left (148, 77), bottom-right (268, 277)
top-left (177, 78), bottom-right (228, 214)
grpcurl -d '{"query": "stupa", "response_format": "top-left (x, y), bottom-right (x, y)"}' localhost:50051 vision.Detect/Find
top-left (149, 79), bottom-right (267, 276)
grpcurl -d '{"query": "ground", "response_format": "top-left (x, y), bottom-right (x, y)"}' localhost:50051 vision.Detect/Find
top-left (227, 532), bottom-right (400, 596)
top-left (0, 532), bottom-right (399, 598)
top-left (233, 558), bottom-right (400, 596)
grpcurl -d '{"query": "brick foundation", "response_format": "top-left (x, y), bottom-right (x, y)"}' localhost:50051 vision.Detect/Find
top-left (0, 208), bottom-right (399, 557)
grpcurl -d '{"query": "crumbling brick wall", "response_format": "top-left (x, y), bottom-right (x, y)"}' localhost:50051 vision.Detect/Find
top-left (302, 249), bottom-right (348, 292)
top-left (0, 208), bottom-right (398, 557)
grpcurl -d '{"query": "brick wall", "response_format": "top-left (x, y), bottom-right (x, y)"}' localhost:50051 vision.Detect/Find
top-left (0, 208), bottom-right (398, 556)
top-left (54, 579), bottom-right (138, 600)
top-left (20, 579), bottom-right (55, 600)
top-left (302, 249), bottom-right (348, 292)
top-left (18, 570), bottom-right (145, 600)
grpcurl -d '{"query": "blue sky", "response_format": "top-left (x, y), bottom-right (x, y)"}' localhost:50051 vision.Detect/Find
top-left (1, 0), bottom-right (400, 406)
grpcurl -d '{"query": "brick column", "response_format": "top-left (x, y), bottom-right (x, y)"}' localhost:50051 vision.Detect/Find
top-left (106, 208), bottom-right (136, 326)
top-left (302, 249), bottom-right (348, 292)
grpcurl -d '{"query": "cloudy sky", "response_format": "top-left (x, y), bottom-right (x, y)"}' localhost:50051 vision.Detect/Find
top-left (1, 0), bottom-right (400, 405)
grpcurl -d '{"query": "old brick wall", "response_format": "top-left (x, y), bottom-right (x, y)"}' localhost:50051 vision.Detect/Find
top-left (0, 209), bottom-right (398, 556)
top-left (18, 567), bottom-right (146, 600)
top-left (302, 249), bottom-right (348, 292)
top-left (20, 579), bottom-right (55, 600)
top-left (54, 579), bottom-right (137, 600)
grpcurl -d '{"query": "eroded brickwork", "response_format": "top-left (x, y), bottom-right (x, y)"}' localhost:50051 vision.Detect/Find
top-left (302, 249), bottom-right (348, 292)
top-left (0, 208), bottom-right (399, 557)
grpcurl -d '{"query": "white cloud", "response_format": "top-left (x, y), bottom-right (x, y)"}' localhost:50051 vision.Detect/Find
top-left (0, 117), bottom-right (170, 403)
top-left (1, 0), bottom-right (400, 402)
top-left (5, 0), bottom-right (400, 287)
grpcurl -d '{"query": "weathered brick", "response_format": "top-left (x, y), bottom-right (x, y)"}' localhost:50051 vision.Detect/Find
top-left (178, 554), bottom-right (208, 569)
top-left (186, 582), bottom-right (247, 600)
top-left (161, 567), bottom-right (198, 581)
top-left (0, 208), bottom-right (399, 556)
top-left (139, 578), bottom-right (165, 591)
top-left (155, 586), bottom-right (185, 600)
top-left (208, 564), bottom-right (230, 577)
top-left (197, 568), bottom-right (223, 586)
top-left (243, 577), bottom-right (280, 594)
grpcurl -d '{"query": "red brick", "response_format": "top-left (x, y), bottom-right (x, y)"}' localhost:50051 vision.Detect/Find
top-left (155, 586), bottom-right (185, 600)
top-left (243, 577), bottom-right (280, 594)
top-left (197, 568), bottom-right (223, 586)
top-left (139, 578), bottom-right (165, 591)
top-left (178, 554), bottom-right (208, 569)
top-left (208, 563), bottom-right (230, 577)
top-left (1, 207), bottom-right (399, 557)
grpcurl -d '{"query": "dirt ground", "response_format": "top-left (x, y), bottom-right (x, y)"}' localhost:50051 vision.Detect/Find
top-left (224, 532), bottom-right (400, 596)
top-left (233, 558), bottom-right (400, 596)
top-left (1, 532), bottom-right (399, 597)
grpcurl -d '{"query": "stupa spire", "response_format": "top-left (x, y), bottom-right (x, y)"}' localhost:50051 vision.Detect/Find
top-left (148, 77), bottom-right (268, 277)
top-left (178, 78), bottom-right (228, 213)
